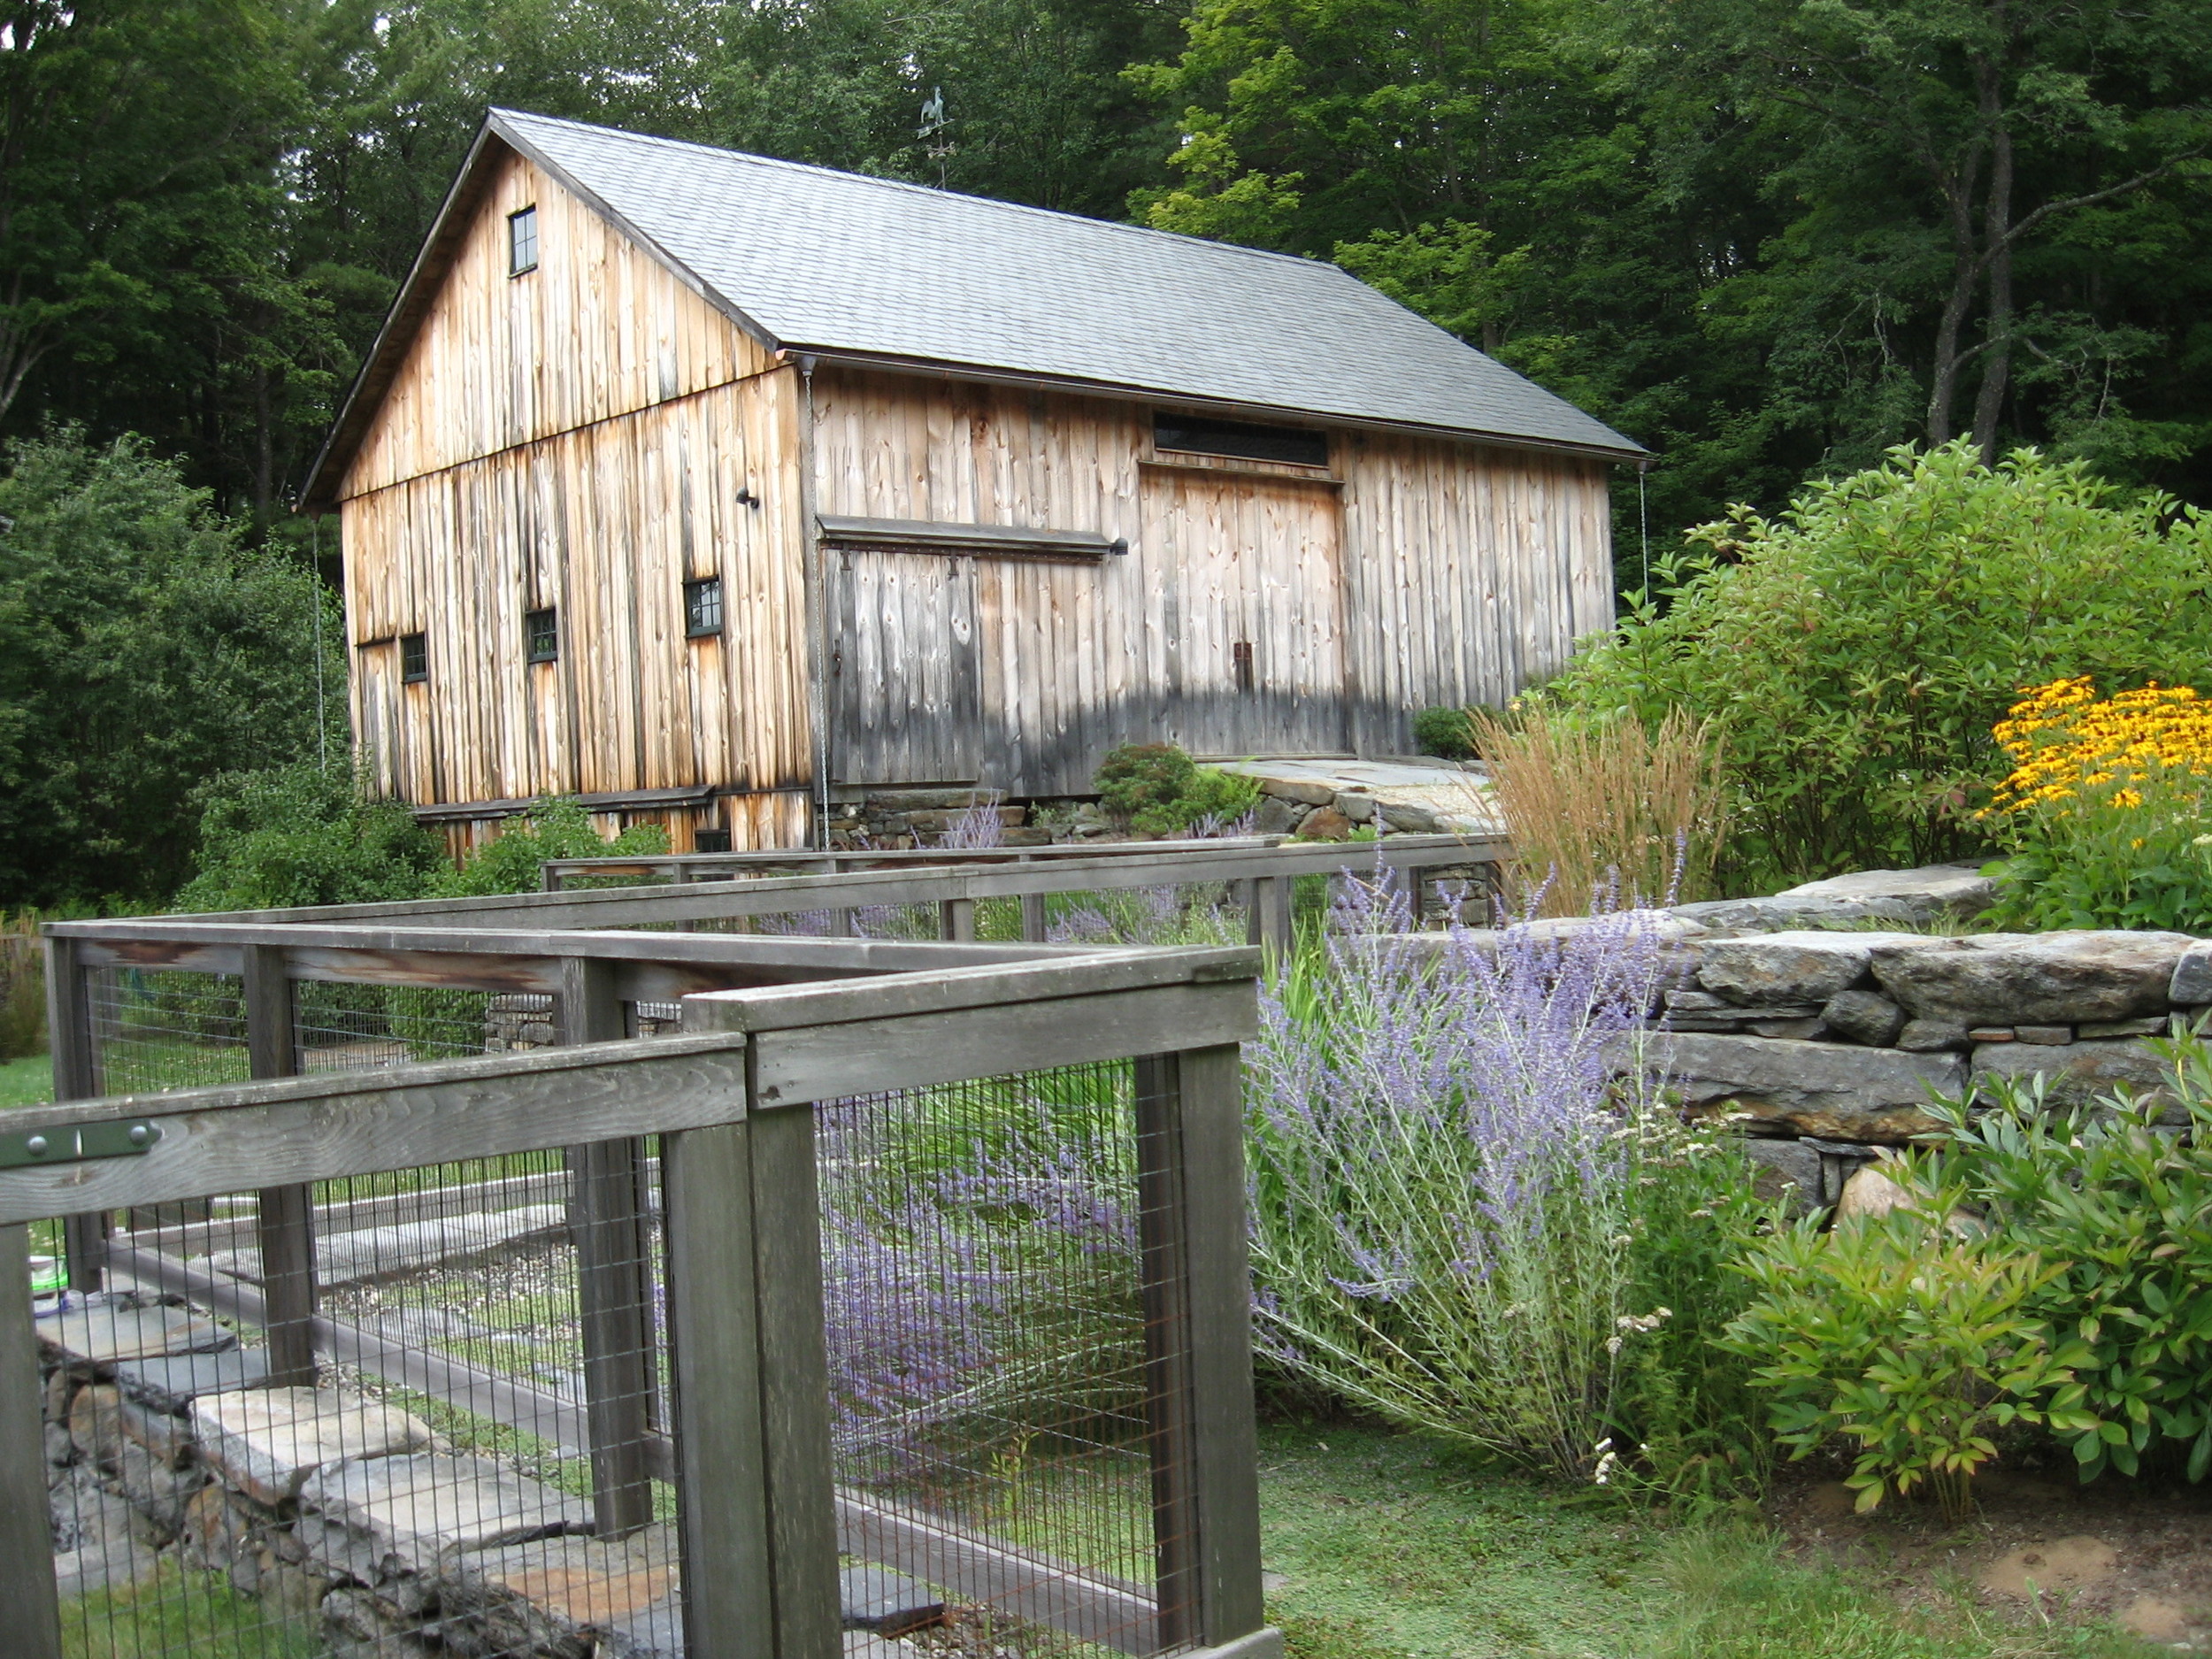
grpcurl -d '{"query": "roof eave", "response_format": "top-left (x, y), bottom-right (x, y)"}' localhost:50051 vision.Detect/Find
top-left (298, 109), bottom-right (789, 516)
top-left (787, 345), bottom-right (1649, 465)
top-left (298, 119), bottom-right (510, 515)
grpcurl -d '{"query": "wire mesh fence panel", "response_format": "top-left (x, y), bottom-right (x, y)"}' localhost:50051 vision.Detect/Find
top-left (819, 1061), bottom-right (1187, 1655)
top-left (298, 983), bottom-right (497, 1073)
top-left (34, 1148), bottom-right (677, 1659)
top-left (88, 969), bottom-right (251, 1096)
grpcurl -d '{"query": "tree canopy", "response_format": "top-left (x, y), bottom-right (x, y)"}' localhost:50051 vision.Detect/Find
top-left (4, 0), bottom-right (2206, 557)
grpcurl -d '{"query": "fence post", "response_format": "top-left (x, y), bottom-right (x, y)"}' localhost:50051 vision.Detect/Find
top-left (1018, 856), bottom-right (1049, 942)
top-left (244, 944), bottom-right (319, 1388)
top-left (45, 935), bottom-right (108, 1293)
top-left (560, 956), bottom-right (657, 1539)
top-left (938, 896), bottom-right (976, 941)
top-left (1134, 1047), bottom-right (1267, 1650)
top-left (664, 1100), bottom-right (841, 1659)
top-left (1245, 875), bottom-right (1293, 958)
top-left (0, 1224), bottom-right (63, 1658)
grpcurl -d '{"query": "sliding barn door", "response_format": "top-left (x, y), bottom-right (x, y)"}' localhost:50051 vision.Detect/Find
top-left (830, 548), bottom-right (982, 786)
top-left (1148, 472), bottom-right (1348, 758)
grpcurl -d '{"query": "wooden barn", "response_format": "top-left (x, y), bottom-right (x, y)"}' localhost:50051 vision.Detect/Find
top-left (302, 109), bottom-right (1643, 852)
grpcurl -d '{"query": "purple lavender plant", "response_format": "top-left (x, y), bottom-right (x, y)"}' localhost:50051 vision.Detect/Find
top-left (1246, 866), bottom-right (1679, 1475)
top-left (812, 1084), bottom-right (1143, 1487)
top-left (937, 801), bottom-right (1008, 849)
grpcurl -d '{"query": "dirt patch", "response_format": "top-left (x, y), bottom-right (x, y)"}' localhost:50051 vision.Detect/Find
top-left (1770, 1463), bottom-right (2212, 1648)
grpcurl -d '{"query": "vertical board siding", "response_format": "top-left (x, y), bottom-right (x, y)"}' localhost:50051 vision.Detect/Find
top-left (335, 156), bottom-right (1615, 821)
top-left (345, 151), bottom-right (771, 499)
top-left (1339, 434), bottom-right (1613, 754)
top-left (342, 373), bottom-right (810, 828)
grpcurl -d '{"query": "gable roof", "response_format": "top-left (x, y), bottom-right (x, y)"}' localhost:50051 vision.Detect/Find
top-left (303, 110), bottom-right (1640, 510)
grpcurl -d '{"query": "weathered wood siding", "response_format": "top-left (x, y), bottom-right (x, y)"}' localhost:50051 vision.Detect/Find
top-left (1340, 433), bottom-right (1615, 754)
top-left (347, 150), bottom-right (773, 495)
top-left (813, 369), bottom-right (1611, 794)
top-left (338, 145), bottom-right (810, 849)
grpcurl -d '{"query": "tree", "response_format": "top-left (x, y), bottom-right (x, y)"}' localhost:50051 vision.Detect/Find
top-left (1633, 0), bottom-right (2212, 463)
top-left (0, 427), bottom-right (341, 905)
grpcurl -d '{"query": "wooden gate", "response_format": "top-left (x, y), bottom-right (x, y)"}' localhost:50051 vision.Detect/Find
top-left (1143, 471), bottom-right (1350, 760)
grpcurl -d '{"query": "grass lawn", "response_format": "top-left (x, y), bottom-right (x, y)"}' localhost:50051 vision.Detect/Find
top-left (1256, 1421), bottom-right (2165, 1659)
top-left (0, 1051), bottom-right (50, 1108)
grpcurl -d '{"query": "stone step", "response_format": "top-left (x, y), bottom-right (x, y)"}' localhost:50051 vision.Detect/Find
top-left (302, 1452), bottom-right (593, 1575)
top-left (206, 1204), bottom-right (570, 1287)
top-left (40, 1296), bottom-right (237, 1371)
top-left (192, 1386), bottom-right (436, 1506)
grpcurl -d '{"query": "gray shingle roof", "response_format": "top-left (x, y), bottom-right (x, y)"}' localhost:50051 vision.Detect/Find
top-left (493, 109), bottom-right (1640, 459)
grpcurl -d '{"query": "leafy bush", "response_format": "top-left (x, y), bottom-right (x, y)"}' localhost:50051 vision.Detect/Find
top-left (1471, 705), bottom-right (1729, 914)
top-left (175, 762), bottom-right (445, 914)
top-left (1092, 742), bottom-right (1259, 837)
top-left (1980, 678), bottom-right (2212, 932)
top-left (1411, 705), bottom-right (1479, 761)
top-left (1550, 442), bottom-right (2212, 891)
top-left (1720, 1202), bottom-right (2093, 1518)
top-left (0, 429), bottom-right (345, 907)
top-left (1921, 1073), bottom-right (2212, 1484)
top-left (1245, 876), bottom-right (1767, 1481)
top-left (432, 799), bottom-right (670, 897)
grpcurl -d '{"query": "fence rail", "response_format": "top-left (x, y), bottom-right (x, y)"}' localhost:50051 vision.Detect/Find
top-left (81, 833), bottom-right (1503, 956)
top-left (17, 919), bottom-right (1279, 1659)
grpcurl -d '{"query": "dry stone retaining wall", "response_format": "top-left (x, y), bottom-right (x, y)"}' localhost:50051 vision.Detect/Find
top-left (1436, 862), bottom-right (2212, 1211)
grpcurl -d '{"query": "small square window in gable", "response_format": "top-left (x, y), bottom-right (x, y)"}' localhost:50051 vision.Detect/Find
top-left (400, 632), bottom-right (427, 684)
top-left (685, 576), bottom-right (724, 639)
top-left (526, 607), bottom-right (558, 664)
top-left (508, 205), bottom-right (539, 276)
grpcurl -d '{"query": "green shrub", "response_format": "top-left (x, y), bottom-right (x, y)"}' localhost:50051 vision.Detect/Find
top-left (175, 762), bottom-right (444, 913)
top-left (1092, 742), bottom-right (1259, 837)
top-left (434, 798), bottom-right (670, 897)
top-left (1921, 1073), bottom-right (2212, 1484)
top-left (1550, 442), bottom-right (2212, 891)
top-left (1411, 705), bottom-right (1480, 760)
top-left (0, 429), bottom-right (344, 908)
top-left (1720, 1202), bottom-right (2096, 1518)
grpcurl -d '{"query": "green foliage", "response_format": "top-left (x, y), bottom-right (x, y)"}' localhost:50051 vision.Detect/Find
top-left (434, 799), bottom-right (670, 897)
top-left (1092, 742), bottom-right (1259, 837)
top-left (175, 762), bottom-right (444, 914)
top-left (0, 430), bottom-right (342, 907)
top-left (1921, 1076), bottom-right (2212, 1485)
top-left (1551, 443), bottom-right (2212, 888)
top-left (1410, 706), bottom-right (1479, 761)
top-left (1985, 812), bottom-right (2212, 936)
top-left (1720, 1204), bottom-right (2097, 1518)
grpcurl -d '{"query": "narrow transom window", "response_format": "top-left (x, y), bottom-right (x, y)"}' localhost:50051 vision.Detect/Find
top-left (1154, 411), bottom-right (1328, 468)
top-left (685, 576), bottom-right (724, 639)
top-left (400, 632), bottom-right (427, 684)
top-left (508, 205), bottom-right (539, 276)
top-left (526, 607), bottom-right (558, 664)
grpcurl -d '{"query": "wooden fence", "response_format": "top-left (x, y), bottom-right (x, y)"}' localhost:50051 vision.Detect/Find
top-left (141, 832), bottom-right (1506, 955)
top-left (12, 924), bottom-right (1280, 1659)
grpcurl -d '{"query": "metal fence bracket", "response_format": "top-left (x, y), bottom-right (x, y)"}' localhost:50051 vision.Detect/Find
top-left (0, 1119), bottom-right (161, 1169)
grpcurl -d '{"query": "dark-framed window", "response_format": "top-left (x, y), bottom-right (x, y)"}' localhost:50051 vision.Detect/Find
top-left (400, 632), bottom-right (428, 684)
top-left (685, 575), bottom-right (725, 639)
top-left (509, 205), bottom-right (539, 276)
top-left (694, 829), bottom-right (733, 854)
top-left (1154, 411), bottom-right (1328, 468)
top-left (526, 607), bottom-right (558, 664)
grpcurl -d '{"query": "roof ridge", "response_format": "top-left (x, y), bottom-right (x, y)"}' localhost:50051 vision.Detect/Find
top-left (488, 106), bottom-right (1356, 281)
